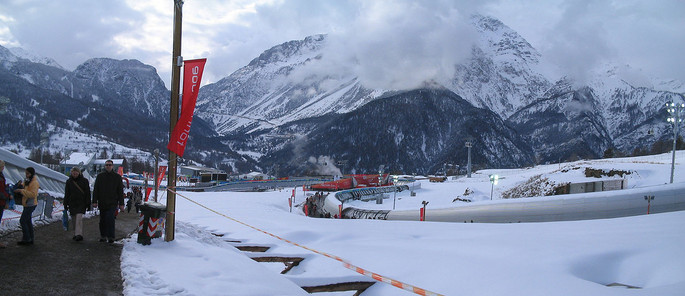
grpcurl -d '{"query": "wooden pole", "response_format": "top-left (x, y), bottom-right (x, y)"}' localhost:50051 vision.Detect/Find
top-left (166, 0), bottom-right (183, 242)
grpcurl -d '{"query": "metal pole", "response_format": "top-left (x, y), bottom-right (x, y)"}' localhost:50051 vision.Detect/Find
top-left (490, 182), bottom-right (494, 200)
top-left (144, 171), bottom-right (148, 201)
top-left (466, 141), bottom-right (472, 178)
top-left (669, 101), bottom-right (684, 184)
top-left (392, 175), bottom-right (397, 210)
top-left (165, 0), bottom-right (183, 242)
top-left (154, 149), bottom-right (159, 202)
top-left (671, 119), bottom-right (677, 184)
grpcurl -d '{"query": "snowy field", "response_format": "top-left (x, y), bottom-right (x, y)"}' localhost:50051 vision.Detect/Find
top-left (120, 152), bottom-right (685, 296)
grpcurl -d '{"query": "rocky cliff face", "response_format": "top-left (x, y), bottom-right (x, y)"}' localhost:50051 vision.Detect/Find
top-left (260, 88), bottom-right (534, 175)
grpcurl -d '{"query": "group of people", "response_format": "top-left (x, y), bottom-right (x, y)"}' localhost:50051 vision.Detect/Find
top-left (126, 186), bottom-right (143, 213)
top-left (305, 191), bottom-right (330, 218)
top-left (0, 159), bottom-right (125, 247)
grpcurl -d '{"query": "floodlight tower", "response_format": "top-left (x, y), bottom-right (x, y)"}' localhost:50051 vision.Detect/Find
top-left (667, 100), bottom-right (685, 183)
top-left (465, 141), bottom-right (472, 178)
top-left (489, 174), bottom-right (499, 200)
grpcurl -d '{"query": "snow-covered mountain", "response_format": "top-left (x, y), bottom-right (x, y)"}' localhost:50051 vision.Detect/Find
top-left (260, 88), bottom-right (534, 174)
top-left (197, 14), bottom-right (683, 171)
top-left (0, 45), bottom-right (254, 173)
top-left (444, 15), bottom-right (552, 118)
top-left (197, 15), bottom-right (552, 135)
top-left (2, 13), bottom-right (684, 175)
top-left (71, 58), bottom-right (171, 120)
top-left (196, 34), bottom-right (382, 135)
top-left (9, 47), bottom-right (65, 70)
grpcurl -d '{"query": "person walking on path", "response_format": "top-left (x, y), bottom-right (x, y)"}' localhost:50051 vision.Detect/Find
top-left (133, 187), bottom-right (143, 213)
top-left (15, 166), bottom-right (39, 246)
top-left (64, 166), bottom-right (91, 241)
top-left (92, 160), bottom-right (124, 244)
top-left (0, 160), bottom-right (10, 248)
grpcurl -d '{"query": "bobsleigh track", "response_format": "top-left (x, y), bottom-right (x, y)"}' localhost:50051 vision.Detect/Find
top-left (321, 182), bottom-right (685, 223)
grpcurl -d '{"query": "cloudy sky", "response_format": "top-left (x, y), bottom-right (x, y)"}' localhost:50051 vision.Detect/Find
top-left (0, 0), bottom-right (683, 90)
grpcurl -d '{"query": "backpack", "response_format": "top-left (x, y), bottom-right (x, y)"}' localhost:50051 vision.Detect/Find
top-left (12, 181), bottom-right (24, 201)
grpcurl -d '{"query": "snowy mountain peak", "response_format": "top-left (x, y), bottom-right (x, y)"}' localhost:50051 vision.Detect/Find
top-left (471, 14), bottom-right (541, 64)
top-left (72, 58), bottom-right (169, 118)
top-left (0, 45), bottom-right (19, 65)
top-left (9, 47), bottom-right (64, 69)
top-left (247, 34), bottom-right (326, 68)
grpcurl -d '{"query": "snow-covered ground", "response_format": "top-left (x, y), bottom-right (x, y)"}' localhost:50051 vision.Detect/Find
top-left (119, 152), bottom-right (685, 296)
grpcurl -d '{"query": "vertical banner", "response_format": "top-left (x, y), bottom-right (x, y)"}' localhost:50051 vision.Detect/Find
top-left (157, 165), bottom-right (167, 190)
top-left (167, 58), bottom-right (207, 157)
top-left (145, 187), bottom-right (153, 202)
top-left (117, 166), bottom-right (124, 176)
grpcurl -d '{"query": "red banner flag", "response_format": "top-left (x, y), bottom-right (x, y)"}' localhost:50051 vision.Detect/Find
top-left (157, 165), bottom-right (167, 190)
top-left (145, 187), bottom-right (153, 202)
top-left (167, 58), bottom-right (207, 157)
top-left (117, 166), bottom-right (124, 176)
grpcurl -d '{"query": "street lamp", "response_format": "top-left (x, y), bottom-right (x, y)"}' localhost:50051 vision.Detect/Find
top-left (40, 132), bottom-right (49, 165)
top-left (411, 172), bottom-right (416, 196)
top-left (392, 175), bottom-right (398, 210)
top-left (666, 101), bottom-right (685, 183)
top-left (465, 141), bottom-right (472, 178)
top-left (336, 160), bottom-right (347, 176)
top-left (489, 174), bottom-right (499, 200)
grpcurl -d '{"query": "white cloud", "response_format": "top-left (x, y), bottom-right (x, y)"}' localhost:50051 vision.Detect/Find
top-left (0, 0), bottom-right (683, 90)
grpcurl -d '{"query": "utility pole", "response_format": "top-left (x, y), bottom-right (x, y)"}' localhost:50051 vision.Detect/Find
top-left (166, 0), bottom-right (183, 242)
top-left (465, 141), bottom-right (472, 178)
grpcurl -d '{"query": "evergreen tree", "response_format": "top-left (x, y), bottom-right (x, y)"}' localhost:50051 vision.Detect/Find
top-left (603, 147), bottom-right (615, 159)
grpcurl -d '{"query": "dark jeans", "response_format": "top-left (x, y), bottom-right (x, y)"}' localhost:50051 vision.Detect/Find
top-left (20, 205), bottom-right (36, 242)
top-left (98, 207), bottom-right (116, 239)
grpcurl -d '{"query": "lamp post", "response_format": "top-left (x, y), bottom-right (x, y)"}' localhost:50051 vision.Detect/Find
top-left (411, 172), bottom-right (416, 196)
top-left (392, 175), bottom-right (398, 210)
top-left (489, 174), bottom-right (499, 200)
top-left (40, 132), bottom-right (49, 165)
top-left (336, 160), bottom-right (347, 176)
top-left (666, 101), bottom-right (685, 183)
top-left (465, 141), bottom-right (472, 178)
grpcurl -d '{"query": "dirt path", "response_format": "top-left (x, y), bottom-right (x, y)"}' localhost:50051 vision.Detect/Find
top-left (1, 209), bottom-right (140, 295)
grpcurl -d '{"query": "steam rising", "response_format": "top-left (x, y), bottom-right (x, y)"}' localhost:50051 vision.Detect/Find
top-left (308, 156), bottom-right (342, 177)
top-left (290, 2), bottom-right (478, 91)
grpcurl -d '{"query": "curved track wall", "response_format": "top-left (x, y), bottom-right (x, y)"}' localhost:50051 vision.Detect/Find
top-left (386, 183), bottom-right (685, 223)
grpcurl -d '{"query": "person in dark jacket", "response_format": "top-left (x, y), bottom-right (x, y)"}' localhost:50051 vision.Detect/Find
top-left (92, 160), bottom-right (124, 243)
top-left (64, 167), bottom-right (91, 241)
